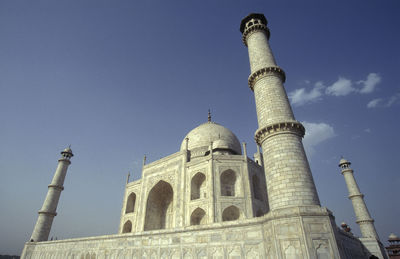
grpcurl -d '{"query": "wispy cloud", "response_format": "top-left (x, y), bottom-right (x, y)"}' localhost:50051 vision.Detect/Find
top-left (358, 73), bottom-right (381, 94)
top-left (288, 82), bottom-right (324, 106)
top-left (302, 121), bottom-right (336, 156)
top-left (386, 93), bottom-right (400, 107)
top-left (325, 77), bottom-right (355, 96)
top-left (367, 98), bottom-right (382, 108)
top-left (289, 73), bottom-right (383, 107)
top-left (367, 93), bottom-right (400, 108)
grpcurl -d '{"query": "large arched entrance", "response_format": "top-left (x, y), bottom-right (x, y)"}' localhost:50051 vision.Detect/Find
top-left (144, 180), bottom-right (174, 231)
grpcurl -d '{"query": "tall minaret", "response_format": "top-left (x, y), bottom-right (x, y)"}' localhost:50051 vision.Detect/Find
top-left (240, 14), bottom-right (320, 211)
top-left (338, 158), bottom-right (379, 239)
top-left (30, 147), bottom-right (73, 242)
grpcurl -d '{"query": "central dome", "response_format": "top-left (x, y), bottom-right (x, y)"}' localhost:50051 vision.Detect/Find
top-left (180, 122), bottom-right (242, 155)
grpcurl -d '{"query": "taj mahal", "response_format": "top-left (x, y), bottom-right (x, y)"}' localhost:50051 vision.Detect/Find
top-left (21, 13), bottom-right (389, 259)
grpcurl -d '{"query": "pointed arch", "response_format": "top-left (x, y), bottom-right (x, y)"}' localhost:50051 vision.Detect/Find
top-left (220, 169), bottom-right (237, 196)
top-left (144, 180), bottom-right (174, 231)
top-left (125, 192), bottom-right (136, 213)
top-left (190, 207), bottom-right (206, 225)
top-left (191, 172), bottom-right (206, 200)
top-left (222, 205), bottom-right (240, 221)
top-left (122, 220), bottom-right (132, 233)
top-left (252, 175), bottom-right (262, 201)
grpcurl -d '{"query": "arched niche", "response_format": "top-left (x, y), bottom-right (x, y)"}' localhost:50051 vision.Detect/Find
top-left (252, 175), bottom-right (263, 201)
top-left (222, 205), bottom-right (240, 221)
top-left (144, 180), bottom-right (174, 231)
top-left (122, 220), bottom-right (132, 233)
top-left (125, 192), bottom-right (136, 213)
top-left (284, 245), bottom-right (301, 259)
top-left (220, 169), bottom-right (238, 196)
top-left (190, 207), bottom-right (206, 225)
top-left (191, 172), bottom-right (206, 200)
top-left (316, 243), bottom-right (330, 259)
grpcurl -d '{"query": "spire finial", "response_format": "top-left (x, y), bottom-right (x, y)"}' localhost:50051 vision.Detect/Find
top-left (208, 109), bottom-right (211, 122)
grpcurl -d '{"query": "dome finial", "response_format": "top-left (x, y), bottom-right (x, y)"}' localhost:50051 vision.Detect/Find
top-left (208, 109), bottom-right (211, 122)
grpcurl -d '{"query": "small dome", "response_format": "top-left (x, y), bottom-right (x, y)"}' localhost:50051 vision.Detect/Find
top-left (61, 146), bottom-right (74, 157)
top-left (339, 158), bottom-right (348, 164)
top-left (63, 147), bottom-right (72, 153)
top-left (339, 158), bottom-right (350, 167)
top-left (180, 122), bottom-right (242, 155)
top-left (389, 233), bottom-right (399, 240)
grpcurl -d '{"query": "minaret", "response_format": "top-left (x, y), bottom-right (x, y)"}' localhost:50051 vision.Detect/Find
top-left (338, 158), bottom-right (379, 239)
top-left (240, 13), bottom-right (320, 210)
top-left (30, 147), bottom-right (73, 242)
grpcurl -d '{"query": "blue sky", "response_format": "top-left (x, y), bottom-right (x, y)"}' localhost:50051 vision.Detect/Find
top-left (1, 0), bottom-right (399, 255)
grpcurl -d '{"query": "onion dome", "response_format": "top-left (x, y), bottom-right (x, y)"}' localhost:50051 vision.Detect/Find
top-left (180, 121), bottom-right (242, 156)
top-left (389, 233), bottom-right (399, 241)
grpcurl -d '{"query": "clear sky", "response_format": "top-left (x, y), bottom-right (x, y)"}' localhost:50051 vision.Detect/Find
top-left (1, 0), bottom-right (399, 256)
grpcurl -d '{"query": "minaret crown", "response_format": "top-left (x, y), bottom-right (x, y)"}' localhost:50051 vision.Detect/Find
top-left (240, 13), bottom-right (267, 33)
top-left (61, 146), bottom-right (73, 160)
top-left (240, 13), bottom-right (270, 46)
top-left (339, 158), bottom-right (351, 169)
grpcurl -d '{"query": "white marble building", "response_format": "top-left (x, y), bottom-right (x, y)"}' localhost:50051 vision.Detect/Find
top-left (119, 117), bottom-right (269, 235)
top-left (21, 13), bottom-right (388, 259)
